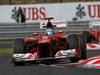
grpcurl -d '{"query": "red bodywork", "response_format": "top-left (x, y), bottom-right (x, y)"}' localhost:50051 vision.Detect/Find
top-left (24, 31), bottom-right (68, 58)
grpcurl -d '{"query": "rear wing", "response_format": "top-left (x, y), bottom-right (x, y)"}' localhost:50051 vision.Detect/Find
top-left (40, 20), bottom-right (67, 29)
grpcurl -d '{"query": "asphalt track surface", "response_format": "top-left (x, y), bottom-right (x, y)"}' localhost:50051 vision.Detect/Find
top-left (0, 50), bottom-right (100, 75)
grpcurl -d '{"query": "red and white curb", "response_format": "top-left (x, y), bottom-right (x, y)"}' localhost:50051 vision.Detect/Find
top-left (80, 56), bottom-right (100, 69)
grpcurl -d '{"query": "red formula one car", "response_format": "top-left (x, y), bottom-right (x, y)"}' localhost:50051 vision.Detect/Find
top-left (12, 18), bottom-right (87, 66)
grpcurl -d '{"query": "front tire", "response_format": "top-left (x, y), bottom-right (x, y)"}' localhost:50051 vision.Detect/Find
top-left (68, 34), bottom-right (87, 62)
top-left (13, 39), bottom-right (25, 53)
top-left (13, 39), bottom-right (25, 66)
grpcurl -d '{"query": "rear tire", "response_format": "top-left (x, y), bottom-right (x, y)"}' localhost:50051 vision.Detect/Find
top-left (82, 31), bottom-right (91, 43)
top-left (78, 34), bottom-right (87, 59)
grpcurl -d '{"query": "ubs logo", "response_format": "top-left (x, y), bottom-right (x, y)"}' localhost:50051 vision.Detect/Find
top-left (11, 7), bottom-right (25, 23)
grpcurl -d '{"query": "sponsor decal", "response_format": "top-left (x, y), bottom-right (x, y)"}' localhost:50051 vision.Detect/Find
top-left (11, 6), bottom-right (47, 22)
top-left (72, 4), bottom-right (86, 21)
top-left (88, 5), bottom-right (100, 18)
top-left (87, 44), bottom-right (96, 48)
top-left (40, 20), bottom-right (67, 29)
top-left (13, 54), bottom-right (25, 57)
top-left (13, 53), bottom-right (38, 60)
top-left (11, 7), bottom-right (26, 23)
top-left (23, 7), bottom-right (46, 20)
top-left (23, 53), bottom-right (38, 59)
top-left (76, 4), bottom-right (86, 19)
top-left (87, 44), bottom-right (100, 50)
top-left (11, 7), bottom-right (18, 22)
top-left (73, 4), bottom-right (100, 21)
top-left (55, 49), bottom-right (76, 57)
top-left (1, 2), bottom-right (100, 23)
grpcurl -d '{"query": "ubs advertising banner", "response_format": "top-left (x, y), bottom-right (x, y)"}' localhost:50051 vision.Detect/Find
top-left (0, 2), bottom-right (100, 23)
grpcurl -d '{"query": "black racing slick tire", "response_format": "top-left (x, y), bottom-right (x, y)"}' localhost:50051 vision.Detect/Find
top-left (68, 34), bottom-right (87, 62)
top-left (13, 39), bottom-right (25, 53)
top-left (13, 61), bottom-right (25, 66)
top-left (82, 31), bottom-right (92, 43)
top-left (68, 34), bottom-right (80, 62)
top-left (68, 34), bottom-right (79, 49)
top-left (78, 34), bottom-right (87, 59)
top-left (13, 39), bottom-right (25, 66)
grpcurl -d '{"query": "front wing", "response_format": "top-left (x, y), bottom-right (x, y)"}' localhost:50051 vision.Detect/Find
top-left (12, 49), bottom-right (80, 63)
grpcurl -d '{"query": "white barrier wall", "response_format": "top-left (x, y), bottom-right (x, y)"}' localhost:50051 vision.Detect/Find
top-left (0, 2), bottom-right (100, 23)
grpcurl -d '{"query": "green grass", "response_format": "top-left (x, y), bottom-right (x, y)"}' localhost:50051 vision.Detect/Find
top-left (0, 40), bottom-right (13, 43)
top-left (0, 48), bottom-right (13, 54)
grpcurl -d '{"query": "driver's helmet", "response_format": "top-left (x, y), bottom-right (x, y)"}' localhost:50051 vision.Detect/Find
top-left (44, 28), bottom-right (54, 35)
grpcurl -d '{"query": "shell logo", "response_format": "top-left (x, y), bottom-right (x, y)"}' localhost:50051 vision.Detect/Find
top-left (16, 54), bottom-right (20, 57)
top-left (13, 54), bottom-right (22, 57)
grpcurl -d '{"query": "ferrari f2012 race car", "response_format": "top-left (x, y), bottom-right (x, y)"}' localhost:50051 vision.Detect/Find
top-left (12, 18), bottom-right (87, 66)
